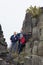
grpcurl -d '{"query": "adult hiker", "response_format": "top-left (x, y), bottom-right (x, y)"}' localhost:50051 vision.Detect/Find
top-left (10, 32), bottom-right (18, 53)
top-left (17, 33), bottom-right (26, 54)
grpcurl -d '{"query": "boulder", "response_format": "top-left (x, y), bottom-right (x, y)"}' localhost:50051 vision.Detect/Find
top-left (38, 41), bottom-right (43, 56)
top-left (0, 25), bottom-right (7, 54)
top-left (32, 55), bottom-right (42, 65)
top-left (24, 56), bottom-right (32, 65)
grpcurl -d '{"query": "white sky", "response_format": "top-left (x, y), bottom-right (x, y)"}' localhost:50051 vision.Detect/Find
top-left (0, 0), bottom-right (43, 48)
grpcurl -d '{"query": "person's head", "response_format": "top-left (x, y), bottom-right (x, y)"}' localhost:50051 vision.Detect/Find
top-left (20, 33), bottom-right (23, 39)
top-left (14, 32), bottom-right (16, 35)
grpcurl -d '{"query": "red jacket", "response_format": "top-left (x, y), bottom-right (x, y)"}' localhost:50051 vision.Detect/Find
top-left (19, 37), bottom-right (26, 45)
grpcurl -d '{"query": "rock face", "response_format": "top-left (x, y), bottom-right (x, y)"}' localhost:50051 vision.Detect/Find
top-left (0, 25), bottom-right (15, 65)
top-left (0, 25), bottom-right (7, 54)
top-left (24, 55), bottom-right (43, 65)
top-left (22, 7), bottom-right (43, 56)
top-left (22, 7), bottom-right (43, 65)
top-left (22, 13), bottom-right (32, 34)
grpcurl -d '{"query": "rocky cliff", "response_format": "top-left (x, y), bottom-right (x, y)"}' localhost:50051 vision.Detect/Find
top-left (0, 25), bottom-right (18, 65)
top-left (22, 7), bottom-right (43, 65)
top-left (0, 7), bottom-right (43, 65)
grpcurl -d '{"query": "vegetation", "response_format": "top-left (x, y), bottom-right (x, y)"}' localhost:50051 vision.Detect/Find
top-left (26, 6), bottom-right (41, 17)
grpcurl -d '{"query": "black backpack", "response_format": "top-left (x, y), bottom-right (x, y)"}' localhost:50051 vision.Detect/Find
top-left (23, 32), bottom-right (32, 42)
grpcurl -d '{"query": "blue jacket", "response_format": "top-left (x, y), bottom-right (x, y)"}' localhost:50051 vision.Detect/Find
top-left (16, 33), bottom-right (23, 39)
top-left (10, 35), bottom-right (18, 42)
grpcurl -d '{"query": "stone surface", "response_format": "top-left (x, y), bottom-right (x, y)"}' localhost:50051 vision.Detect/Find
top-left (0, 25), bottom-right (7, 54)
top-left (38, 41), bottom-right (43, 56)
top-left (22, 13), bottom-right (32, 34)
top-left (24, 56), bottom-right (32, 65)
top-left (22, 7), bottom-right (43, 65)
top-left (32, 55), bottom-right (42, 65)
top-left (32, 27), bottom-right (40, 40)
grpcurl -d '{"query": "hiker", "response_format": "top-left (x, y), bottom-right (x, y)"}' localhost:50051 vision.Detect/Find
top-left (10, 32), bottom-right (18, 53)
top-left (17, 33), bottom-right (26, 54)
top-left (23, 33), bottom-right (32, 43)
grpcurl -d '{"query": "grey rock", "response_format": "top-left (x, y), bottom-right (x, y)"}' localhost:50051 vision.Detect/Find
top-left (32, 55), bottom-right (42, 65)
top-left (32, 17), bottom-right (38, 27)
top-left (32, 46), bottom-right (38, 55)
top-left (24, 56), bottom-right (32, 65)
top-left (0, 25), bottom-right (7, 54)
top-left (32, 27), bottom-right (40, 40)
top-left (22, 13), bottom-right (32, 34)
top-left (38, 41), bottom-right (43, 56)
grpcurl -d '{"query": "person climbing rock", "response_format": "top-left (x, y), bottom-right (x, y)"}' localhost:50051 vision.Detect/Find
top-left (17, 33), bottom-right (26, 54)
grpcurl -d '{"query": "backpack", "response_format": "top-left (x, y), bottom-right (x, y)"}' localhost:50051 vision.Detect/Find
top-left (19, 36), bottom-right (26, 45)
top-left (23, 32), bottom-right (32, 42)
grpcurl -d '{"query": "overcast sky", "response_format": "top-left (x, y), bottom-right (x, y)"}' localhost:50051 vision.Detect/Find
top-left (0, 0), bottom-right (43, 47)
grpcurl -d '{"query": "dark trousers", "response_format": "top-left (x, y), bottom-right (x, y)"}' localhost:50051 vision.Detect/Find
top-left (10, 42), bottom-right (17, 52)
top-left (18, 43), bottom-right (25, 54)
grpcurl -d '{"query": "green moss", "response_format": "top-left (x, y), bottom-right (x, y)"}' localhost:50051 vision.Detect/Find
top-left (26, 6), bottom-right (41, 17)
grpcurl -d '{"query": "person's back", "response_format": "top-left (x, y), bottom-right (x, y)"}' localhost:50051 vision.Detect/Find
top-left (19, 35), bottom-right (26, 45)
